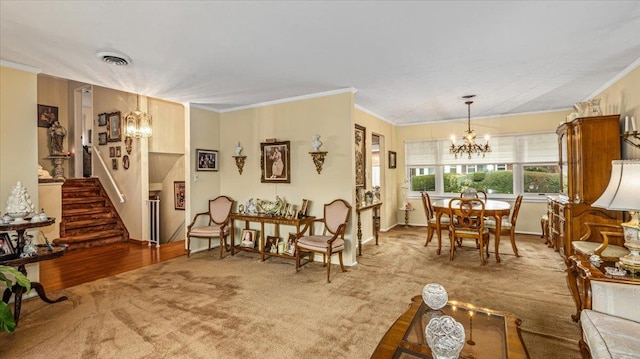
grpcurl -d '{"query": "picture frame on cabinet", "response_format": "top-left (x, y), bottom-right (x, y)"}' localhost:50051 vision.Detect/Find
top-left (240, 229), bottom-right (257, 248)
top-left (284, 233), bottom-right (296, 256)
top-left (265, 236), bottom-right (280, 254)
top-left (0, 233), bottom-right (16, 261)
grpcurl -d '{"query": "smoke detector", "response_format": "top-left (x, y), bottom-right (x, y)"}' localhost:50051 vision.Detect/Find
top-left (96, 51), bottom-right (132, 66)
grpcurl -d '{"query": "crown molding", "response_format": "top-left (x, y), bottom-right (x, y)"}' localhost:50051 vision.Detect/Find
top-left (585, 56), bottom-right (640, 100)
top-left (354, 104), bottom-right (394, 125)
top-left (217, 87), bottom-right (357, 113)
top-left (189, 103), bottom-right (222, 112)
top-left (0, 60), bottom-right (41, 74)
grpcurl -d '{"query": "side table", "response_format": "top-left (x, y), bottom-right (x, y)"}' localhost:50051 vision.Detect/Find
top-left (355, 202), bottom-right (382, 256)
top-left (399, 208), bottom-right (414, 227)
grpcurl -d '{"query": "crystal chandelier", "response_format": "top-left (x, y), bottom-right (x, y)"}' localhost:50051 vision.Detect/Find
top-left (450, 96), bottom-right (490, 159)
top-left (124, 94), bottom-right (152, 138)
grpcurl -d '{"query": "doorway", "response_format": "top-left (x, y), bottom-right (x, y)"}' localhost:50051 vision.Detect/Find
top-left (371, 133), bottom-right (384, 201)
top-left (73, 86), bottom-right (92, 177)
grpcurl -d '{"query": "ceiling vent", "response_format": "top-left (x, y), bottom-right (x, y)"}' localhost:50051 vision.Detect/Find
top-left (96, 51), bottom-right (131, 66)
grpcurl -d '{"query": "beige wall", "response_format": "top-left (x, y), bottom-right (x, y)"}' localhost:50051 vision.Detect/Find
top-left (595, 64), bottom-right (640, 159)
top-left (148, 97), bottom-right (185, 154)
top-left (354, 108), bottom-right (398, 233)
top-left (1, 65), bottom-right (40, 282)
top-left (216, 92), bottom-right (358, 263)
top-left (160, 155), bottom-right (185, 243)
top-left (37, 75), bottom-right (70, 177)
top-left (395, 109), bottom-right (572, 234)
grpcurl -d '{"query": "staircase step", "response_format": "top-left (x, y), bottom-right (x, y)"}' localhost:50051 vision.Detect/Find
top-left (63, 187), bottom-right (101, 198)
top-left (63, 207), bottom-right (113, 217)
top-left (63, 218), bottom-right (117, 230)
top-left (62, 197), bottom-right (107, 209)
top-left (63, 178), bottom-right (100, 187)
top-left (54, 230), bottom-right (125, 250)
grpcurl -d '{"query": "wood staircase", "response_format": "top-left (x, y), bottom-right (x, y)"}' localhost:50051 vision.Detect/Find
top-left (54, 178), bottom-right (129, 250)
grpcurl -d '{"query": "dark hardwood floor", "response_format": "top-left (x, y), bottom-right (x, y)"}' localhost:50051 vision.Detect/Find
top-left (40, 241), bottom-right (187, 292)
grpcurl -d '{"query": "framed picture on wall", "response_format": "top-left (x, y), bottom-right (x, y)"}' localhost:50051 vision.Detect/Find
top-left (388, 151), bottom-right (397, 169)
top-left (260, 140), bottom-right (290, 183)
top-left (107, 111), bottom-right (122, 142)
top-left (174, 181), bottom-right (185, 210)
top-left (98, 132), bottom-right (107, 145)
top-left (355, 124), bottom-right (366, 188)
top-left (97, 113), bottom-right (107, 126)
top-left (37, 104), bottom-right (58, 128)
top-left (196, 149), bottom-right (219, 171)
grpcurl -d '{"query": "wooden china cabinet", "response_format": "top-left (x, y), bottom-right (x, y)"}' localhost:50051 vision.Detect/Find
top-left (547, 115), bottom-right (623, 262)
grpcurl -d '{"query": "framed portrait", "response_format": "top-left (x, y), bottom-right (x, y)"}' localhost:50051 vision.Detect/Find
top-left (355, 124), bottom-right (366, 188)
top-left (284, 233), bottom-right (296, 256)
top-left (388, 151), bottom-right (397, 169)
top-left (0, 233), bottom-right (16, 260)
top-left (265, 236), bottom-right (280, 254)
top-left (38, 104), bottom-right (58, 128)
top-left (109, 147), bottom-right (115, 157)
top-left (260, 140), bottom-right (290, 183)
top-left (98, 132), bottom-right (107, 145)
top-left (107, 111), bottom-right (122, 142)
top-left (240, 229), bottom-right (257, 248)
top-left (88, 129), bottom-right (92, 144)
top-left (174, 181), bottom-right (185, 210)
top-left (196, 149), bottom-right (219, 171)
top-left (300, 199), bottom-right (310, 217)
top-left (123, 155), bottom-right (130, 170)
top-left (116, 146), bottom-right (121, 157)
top-left (112, 158), bottom-right (118, 170)
top-left (97, 113), bottom-right (108, 126)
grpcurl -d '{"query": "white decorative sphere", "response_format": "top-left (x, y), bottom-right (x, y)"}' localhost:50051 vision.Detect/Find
top-left (422, 283), bottom-right (448, 310)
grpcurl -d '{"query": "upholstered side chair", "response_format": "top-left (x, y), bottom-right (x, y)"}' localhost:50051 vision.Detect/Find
top-left (186, 195), bottom-right (234, 258)
top-left (295, 199), bottom-right (351, 283)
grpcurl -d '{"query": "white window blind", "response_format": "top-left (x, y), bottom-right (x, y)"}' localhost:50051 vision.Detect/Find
top-left (517, 133), bottom-right (558, 163)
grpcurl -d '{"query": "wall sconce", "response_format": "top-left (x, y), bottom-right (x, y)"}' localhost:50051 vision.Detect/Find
top-left (233, 141), bottom-right (247, 175)
top-left (309, 134), bottom-right (327, 174)
top-left (623, 116), bottom-right (640, 148)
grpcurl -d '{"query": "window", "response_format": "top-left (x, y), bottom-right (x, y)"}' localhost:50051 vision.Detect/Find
top-left (405, 132), bottom-right (559, 197)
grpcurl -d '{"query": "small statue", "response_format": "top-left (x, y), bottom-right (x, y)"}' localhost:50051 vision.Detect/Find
top-left (5, 181), bottom-right (36, 221)
top-left (37, 164), bottom-right (52, 179)
top-left (312, 134), bottom-right (323, 151)
top-left (245, 198), bottom-right (258, 215)
top-left (48, 120), bottom-right (67, 155)
top-left (235, 142), bottom-right (243, 156)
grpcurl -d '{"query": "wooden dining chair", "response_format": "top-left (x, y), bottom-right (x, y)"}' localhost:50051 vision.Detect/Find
top-left (421, 192), bottom-right (449, 255)
top-left (447, 197), bottom-right (490, 265)
top-left (186, 195), bottom-right (234, 258)
top-left (295, 199), bottom-right (351, 283)
top-left (485, 194), bottom-right (523, 257)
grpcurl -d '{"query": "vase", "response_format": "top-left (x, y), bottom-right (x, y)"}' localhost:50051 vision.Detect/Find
top-left (425, 315), bottom-right (466, 359)
top-left (422, 283), bottom-right (448, 310)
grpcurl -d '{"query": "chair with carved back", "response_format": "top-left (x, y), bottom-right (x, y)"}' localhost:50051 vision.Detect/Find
top-left (485, 194), bottom-right (523, 257)
top-left (421, 192), bottom-right (449, 255)
top-left (571, 222), bottom-right (628, 262)
top-left (460, 187), bottom-right (488, 201)
top-left (448, 197), bottom-right (490, 265)
top-left (295, 199), bottom-right (351, 283)
top-left (186, 195), bottom-right (234, 258)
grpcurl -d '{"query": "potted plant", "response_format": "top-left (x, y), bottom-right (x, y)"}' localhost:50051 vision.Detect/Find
top-left (0, 265), bottom-right (30, 332)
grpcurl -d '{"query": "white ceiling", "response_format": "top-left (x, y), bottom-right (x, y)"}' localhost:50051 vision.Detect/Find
top-left (2, 1), bottom-right (640, 125)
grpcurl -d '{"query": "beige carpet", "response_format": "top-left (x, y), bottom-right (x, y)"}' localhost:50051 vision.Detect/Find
top-left (0, 227), bottom-right (580, 359)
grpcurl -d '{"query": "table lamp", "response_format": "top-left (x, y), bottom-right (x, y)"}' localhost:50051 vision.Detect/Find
top-left (592, 159), bottom-right (640, 266)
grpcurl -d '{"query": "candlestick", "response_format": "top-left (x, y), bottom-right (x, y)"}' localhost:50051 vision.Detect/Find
top-left (625, 116), bottom-right (630, 133)
top-left (632, 116), bottom-right (638, 132)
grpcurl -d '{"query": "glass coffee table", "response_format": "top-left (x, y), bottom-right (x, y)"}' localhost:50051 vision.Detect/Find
top-left (371, 295), bottom-right (530, 359)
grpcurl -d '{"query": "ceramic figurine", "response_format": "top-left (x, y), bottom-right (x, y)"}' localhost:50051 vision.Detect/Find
top-left (312, 134), bottom-right (323, 151)
top-left (235, 141), bottom-right (243, 156)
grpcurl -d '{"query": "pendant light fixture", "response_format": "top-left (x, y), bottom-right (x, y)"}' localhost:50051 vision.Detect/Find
top-left (449, 95), bottom-right (491, 159)
top-left (124, 94), bottom-right (152, 138)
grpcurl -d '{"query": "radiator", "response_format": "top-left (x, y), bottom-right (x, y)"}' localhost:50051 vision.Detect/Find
top-left (147, 199), bottom-right (160, 247)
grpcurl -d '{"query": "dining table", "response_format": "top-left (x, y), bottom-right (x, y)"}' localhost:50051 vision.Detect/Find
top-left (432, 198), bottom-right (512, 262)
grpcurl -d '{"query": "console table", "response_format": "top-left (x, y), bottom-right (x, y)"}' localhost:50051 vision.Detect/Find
top-left (229, 213), bottom-right (315, 261)
top-left (371, 295), bottom-right (530, 359)
top-left (355, 202), bottom-right (381, 256)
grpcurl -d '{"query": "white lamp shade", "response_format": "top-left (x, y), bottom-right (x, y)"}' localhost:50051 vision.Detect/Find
top-left (592, 160), bottom-right (640, 211)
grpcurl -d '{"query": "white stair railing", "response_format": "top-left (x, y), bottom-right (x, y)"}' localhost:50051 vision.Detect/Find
top-left (92, 145), bottom-right (125, 203)
top-left (147, 199), bottom-right (160, 247)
